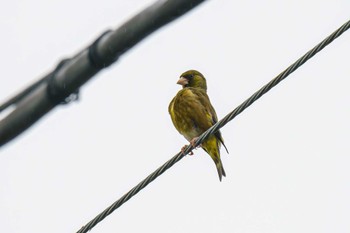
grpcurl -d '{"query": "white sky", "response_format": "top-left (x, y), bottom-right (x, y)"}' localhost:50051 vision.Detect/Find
top-left (1, 0), bottom-right (350, 233)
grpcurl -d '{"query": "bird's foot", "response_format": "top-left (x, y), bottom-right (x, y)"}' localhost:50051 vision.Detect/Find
top-left (181, 145), bottom-right (194, 156)
top-left (180, 137), bottom-right (201, 156)
top-left (190, 137), bottom-right (201, 148)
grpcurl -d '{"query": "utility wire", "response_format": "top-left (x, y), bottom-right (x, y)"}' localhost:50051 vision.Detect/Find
top-left (0, 0), bottom-right (207, 147)
top-left (0, 75), bottom-right (49, 113)
top-left (76, 19), bottom-right (350, 233)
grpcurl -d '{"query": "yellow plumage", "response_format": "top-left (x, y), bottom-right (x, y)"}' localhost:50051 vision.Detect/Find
top-left (169, 70), bottom-right (228, 181)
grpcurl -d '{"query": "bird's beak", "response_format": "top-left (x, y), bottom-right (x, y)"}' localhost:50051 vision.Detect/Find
top-left (177, 76), bottom-right (188, 86)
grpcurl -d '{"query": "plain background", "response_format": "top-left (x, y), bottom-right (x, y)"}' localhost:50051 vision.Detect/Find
top-left (1, 0), bottom-right (349, 232)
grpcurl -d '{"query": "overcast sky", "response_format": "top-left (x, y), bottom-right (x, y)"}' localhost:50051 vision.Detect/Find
top-left (1, 1), bottom-right (350, 233)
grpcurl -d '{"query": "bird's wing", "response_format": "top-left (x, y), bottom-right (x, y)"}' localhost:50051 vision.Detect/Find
top-left (190, 88), bottom-right (217, 126)
top-left (193, 88), bottom-right (229, 153)
top-left (186, 88), bottom-right (215, 131)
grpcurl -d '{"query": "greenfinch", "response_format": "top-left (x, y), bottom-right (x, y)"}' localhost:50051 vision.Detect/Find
top-left (169, 70), bottom-right (228, 181)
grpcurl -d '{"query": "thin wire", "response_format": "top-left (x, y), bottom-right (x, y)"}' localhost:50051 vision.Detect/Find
top-left (77, 19), bottom-right (350, 233)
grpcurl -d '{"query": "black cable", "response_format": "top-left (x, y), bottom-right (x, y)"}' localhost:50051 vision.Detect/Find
top-left (0, 76), bottom-right (48, 113)
top-left (0, 58), bottom-right (79, 112)
top-left (76, 19), bottom-right (350, 233)
top-left (0, 0), bottom-right (207, 147)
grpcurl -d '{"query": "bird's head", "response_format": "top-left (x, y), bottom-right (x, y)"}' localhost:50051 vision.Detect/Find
top-left (177, 70), bottom-right (207, 91)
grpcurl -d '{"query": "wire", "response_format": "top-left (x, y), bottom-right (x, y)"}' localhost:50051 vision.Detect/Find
top-left (76, 19), bottom-right (350, 233)
top-left (0, 75), bottom-right (49, 113)
top-left (0, 0), bottom-right (207, 147)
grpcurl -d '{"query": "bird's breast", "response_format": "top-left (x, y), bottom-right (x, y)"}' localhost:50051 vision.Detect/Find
top-left (169, 90), bottom-right (203, 141)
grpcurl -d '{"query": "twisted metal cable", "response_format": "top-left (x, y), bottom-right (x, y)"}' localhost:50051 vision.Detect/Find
top-left (77, 19), bottom-right (350, 233)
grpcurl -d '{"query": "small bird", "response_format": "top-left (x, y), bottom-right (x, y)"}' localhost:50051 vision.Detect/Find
top-left (168, 70), bottom-right (228, 181)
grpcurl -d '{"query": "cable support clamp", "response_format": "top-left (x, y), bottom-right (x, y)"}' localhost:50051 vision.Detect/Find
top-left (88, 30), bottom-right (115, 69)
top-left (46, 59), bottom-right (80, 105)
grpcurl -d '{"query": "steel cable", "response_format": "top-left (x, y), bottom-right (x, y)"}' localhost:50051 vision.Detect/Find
top-left (77, 19), bottom-right (350, 233)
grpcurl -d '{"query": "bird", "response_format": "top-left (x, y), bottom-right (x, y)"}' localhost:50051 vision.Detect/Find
top-left (168, 70), bottom-right (229, 181)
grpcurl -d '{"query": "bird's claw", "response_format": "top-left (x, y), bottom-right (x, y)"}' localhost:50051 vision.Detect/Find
top-left (190, 137), bottom-right (201, 148)
top-left (181, 145), bottom-right (194, 156)
top-left (180, 137), bottom-right (202, 156)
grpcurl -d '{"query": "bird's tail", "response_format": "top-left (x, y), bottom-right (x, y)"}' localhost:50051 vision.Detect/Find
top-left (214, 157), bottom-right (226, 181)
top-left (202, 135), bottom-right (226, 181)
